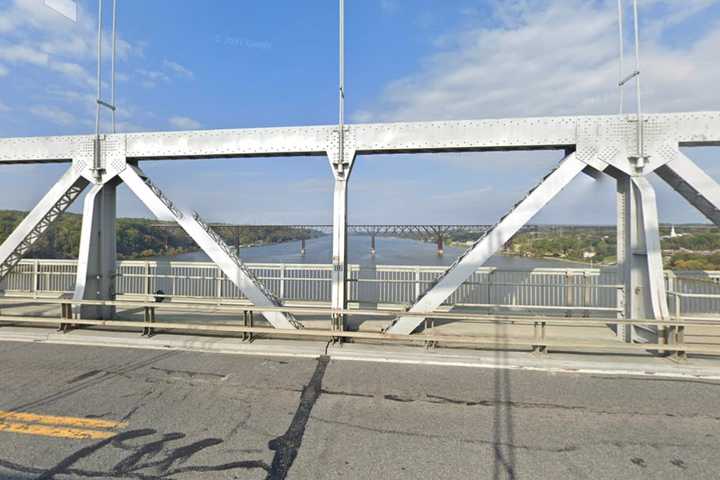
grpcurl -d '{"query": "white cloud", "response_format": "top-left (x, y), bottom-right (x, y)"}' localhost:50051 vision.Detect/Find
top-left (0, 100), bottom-right (10, 112)
top-left (351, 0), bottom-right (720, 224)
top-left (163, 59), bottom-right (194, 79)
top-left (0, 64), bottom-right (7, 77)
top-left (48, 60), bottom-right (94, 86)
top-left (0, 0), bottom-right (134, 85)
top-left (358, 0), bottom-right (720, 121)
top-left (0, 44), bottom-right (49, 65)
top-left (136, 61), bottom-right (194, 88)
top-left (136, 68), bottom-right (169, 88)
top-left (29, 105), bottom-right (76, 125)
top-left (169, 116), bottom-right (202, 130)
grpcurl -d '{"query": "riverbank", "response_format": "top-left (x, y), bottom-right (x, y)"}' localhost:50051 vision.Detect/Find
top-left (160, 235), bottom-right (590, 269)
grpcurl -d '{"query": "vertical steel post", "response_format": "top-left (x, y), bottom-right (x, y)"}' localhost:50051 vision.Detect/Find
top-left (615, 172), bottom-right (668, 343)
top-left (73, 181), bottom-right (118, 319)
top-left (616, 169), bottom-right (631, 341)
top-left (331, 178), bottom-right (348, 330)
top-left (330, 0), bottom-right (350, 332)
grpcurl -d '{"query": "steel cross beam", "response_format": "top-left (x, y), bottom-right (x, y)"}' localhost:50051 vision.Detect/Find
top-left (1, 112), bottom-right (719, 165)
top-left (119, 165), bottom-right (300, 329)
top-left (387, 153), bottom-right (588, 335)
top-left (0, 167), bottom-right (88, 281)
top-left (654, 152), bottom-right (720, 226)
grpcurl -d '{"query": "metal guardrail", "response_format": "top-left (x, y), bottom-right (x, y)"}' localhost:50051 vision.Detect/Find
top-left (0, 296), bottom-right (715, 360)
top-left (0, 259), bottom-right (718, 316)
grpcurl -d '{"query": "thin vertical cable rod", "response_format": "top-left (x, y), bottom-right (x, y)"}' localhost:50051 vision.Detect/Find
top-left (338, 0), bottom-right (345, 174)
top-left (617, 0), bottom-right (624, 114)
top-left (632, 0), bottom-right (644, 161)
top-left (95, 0), bottom-right (103, 139)
top-left (111, 0), bottom-right (117, 133)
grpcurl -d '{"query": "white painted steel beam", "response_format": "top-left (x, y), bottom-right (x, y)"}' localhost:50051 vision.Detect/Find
top-left (387, 153), bottom-right (587, 335)
top-left (1, 112), bottom-right (719, 164)
top-left (330, 178), bottom-right (349, 327)
top-left (328, 143), bottom-right (356, 331)
top-left (119, 165), bottom-right (300, 329)
top-left (632, 176), bottom-right (670, 322)
top-left (124, 127), bottom-right (333, 160)
top-left (0, 167), bottom-right (88, 282)
top-left (0, 136), bottom-right (79, 164)
top-left (73, 181), bottom-right (117, 319)
top-left (613, 175), bottom-right (669, 344)
top-left (654, 151), bottom-right (720, 226)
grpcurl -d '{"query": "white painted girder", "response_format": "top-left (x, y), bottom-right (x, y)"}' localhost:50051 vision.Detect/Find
top-left (72, 181), bottom-right (117, 320)
top-left (73, 183), bottom-right (105, 305)
top-left (0, 135), bottom-right (80, 164)
top-left (119, 165), bottom-right (300, 329)
top-left (1, 112), bottom-right (719, 164)
top-left (631, 176), bottom-right (670, 322)
top-left (654, 151), bottom-right (720, 226)
top-left (387, 153), bottom-right (587, 335)
top-left (0, 166), bottom-right (88, 281)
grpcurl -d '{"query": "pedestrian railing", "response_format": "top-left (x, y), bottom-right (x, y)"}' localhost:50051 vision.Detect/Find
top-left (0, 259), bottom-right (719, 317)
top-left (0, 296), bottom-right (716, 361)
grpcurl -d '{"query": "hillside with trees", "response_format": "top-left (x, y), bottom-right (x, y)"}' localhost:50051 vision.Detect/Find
top-left (446, 225), bottom-right (720, 270)
top-left (0, 210), bottom-right (315, 260)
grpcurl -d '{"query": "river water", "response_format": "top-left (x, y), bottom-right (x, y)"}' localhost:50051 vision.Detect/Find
top-left (166, 234), bottom-right (592, 269)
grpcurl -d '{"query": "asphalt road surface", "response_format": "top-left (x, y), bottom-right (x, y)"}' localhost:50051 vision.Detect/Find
top-left (0, 341), bottom-right (718, 479)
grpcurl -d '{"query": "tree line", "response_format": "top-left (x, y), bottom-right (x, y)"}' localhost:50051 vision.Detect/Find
top-left (0, 210), bottom-right (315, 260)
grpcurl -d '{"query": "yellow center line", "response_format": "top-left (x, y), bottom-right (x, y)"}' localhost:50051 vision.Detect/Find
top-left (0, 421), bottom-right (117, 440)
top-left (0, 410), bottom-right (127, 430)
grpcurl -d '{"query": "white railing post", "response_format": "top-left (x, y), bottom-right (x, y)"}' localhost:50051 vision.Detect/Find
top-left (487, 269), bottom-right (494, 305)
top-left (144, 261), bottom-right (150, 296)
top-left (414, 267), bottom-right (421, 301)
top-left (33, 259), bottom-right (39, 293)
top-left (279, 264), bottom-right (286, 300)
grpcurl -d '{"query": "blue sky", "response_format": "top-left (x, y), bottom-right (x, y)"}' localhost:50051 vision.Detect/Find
top-left (1, 0), bottom-right (719, 225)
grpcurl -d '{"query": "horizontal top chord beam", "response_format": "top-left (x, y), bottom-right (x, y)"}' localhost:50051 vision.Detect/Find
top-left (0, 112), bottom-right (718, 165)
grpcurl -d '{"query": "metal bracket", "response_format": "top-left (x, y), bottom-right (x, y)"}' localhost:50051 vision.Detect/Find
top-left (74, 134), bottom-right (127, 185)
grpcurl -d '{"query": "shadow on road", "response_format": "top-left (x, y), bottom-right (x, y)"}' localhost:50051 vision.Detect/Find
top-left (493, 322), bottom-right (517, 480)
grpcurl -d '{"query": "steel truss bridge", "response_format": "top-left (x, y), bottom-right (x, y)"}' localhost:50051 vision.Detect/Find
top-left (0, 111), bottom-right (719, 342)
top-left (151, 223), bottom-right (515, 255)
top-left (151, 222), bottom-right (711, 257)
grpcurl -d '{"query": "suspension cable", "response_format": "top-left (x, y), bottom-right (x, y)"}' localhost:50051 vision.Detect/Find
top-left (632, 0), bottom-right (644, 162)
top-left (95, 0), bottom-right (119, 139)
top-left (338, 0), bottom-right (345, 174)
top-left (111, 0), bottom-right (117, 133)
top-left (95, 0), bottom-right (103, 139)
top-left (617, 0), bottom-right (624, 114)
